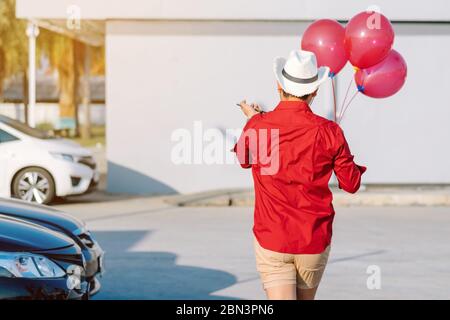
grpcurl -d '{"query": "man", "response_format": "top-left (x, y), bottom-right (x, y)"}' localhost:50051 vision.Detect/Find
top-left (234, 50), bottom-right (366, 300)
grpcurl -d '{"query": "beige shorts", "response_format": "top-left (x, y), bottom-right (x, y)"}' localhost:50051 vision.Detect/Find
top-left (254, 237), bottom-right (331, 290)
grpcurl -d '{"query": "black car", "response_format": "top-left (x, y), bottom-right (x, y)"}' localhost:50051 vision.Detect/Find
top-left (0, 198), bottom-right (104, 299)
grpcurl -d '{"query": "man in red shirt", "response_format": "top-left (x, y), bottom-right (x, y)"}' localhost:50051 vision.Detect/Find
top-left (234, 50), bottom-right (366, 300)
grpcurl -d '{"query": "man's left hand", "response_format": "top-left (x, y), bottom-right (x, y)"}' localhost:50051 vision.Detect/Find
top-left (238, 100), bottom-right (261, 119)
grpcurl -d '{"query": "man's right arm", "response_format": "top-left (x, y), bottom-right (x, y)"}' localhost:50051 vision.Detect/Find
top-left (232, 114), bottom-right (262, 169)
top-left (332, 125), bottom-right (366, 194)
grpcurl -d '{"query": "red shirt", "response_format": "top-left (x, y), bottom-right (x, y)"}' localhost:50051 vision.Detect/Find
top-left (234, 101), bottom-right (366, 254)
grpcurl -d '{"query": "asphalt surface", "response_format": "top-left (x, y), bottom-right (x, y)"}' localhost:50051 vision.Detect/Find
top-left (56, 197), bottom-right (450, 300)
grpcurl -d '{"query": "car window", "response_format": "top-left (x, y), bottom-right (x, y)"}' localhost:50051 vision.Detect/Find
top-left (0, 115), bottom-right (53, 140)
top-left (0, 129), bottom-right (19, 144)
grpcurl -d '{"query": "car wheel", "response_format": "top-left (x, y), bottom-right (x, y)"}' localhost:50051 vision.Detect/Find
top-left (12, 167), bottom-right (56, 205)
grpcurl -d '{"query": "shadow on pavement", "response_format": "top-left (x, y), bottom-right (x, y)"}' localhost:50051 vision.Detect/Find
top-left (51, 173), bottom-right (145, 205)
top-left (107, 162), bottom-right (178, 195)
top-left (92, 230), bottom-right (239, 300)
top-left (328, 250), bottom-right (387, 264)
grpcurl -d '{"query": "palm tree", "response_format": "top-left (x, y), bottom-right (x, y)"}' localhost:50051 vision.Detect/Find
top-left (38, 29), bottom-right (77, 126)
top-left (0, 0), bottom-right (27, 99)
top-left (38, 29), bottom-right (104, 137)
top-left (1, 0), bottom-right (105, 136)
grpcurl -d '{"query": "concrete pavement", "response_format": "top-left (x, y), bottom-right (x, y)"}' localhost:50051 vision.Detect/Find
top-left (55, 197), bottom-right (450, 299)
top-left (167, 186), bottom-right (450, 207)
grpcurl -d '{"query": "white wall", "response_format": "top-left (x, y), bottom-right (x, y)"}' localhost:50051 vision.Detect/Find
top-left (106, 20), bottom-right (450, 194)
top-left (15, 0), bottom-right (450, 193)
top-left (338, 23), bottom-right (450, 183)
top-left (16, 0), bottom-right (450, 21)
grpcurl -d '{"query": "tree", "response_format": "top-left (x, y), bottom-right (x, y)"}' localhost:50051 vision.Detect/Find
top-left (38, 29), bottom-right (104, 137)
top-left (1, 0), bottom-right (105, 134)
top-left (38, 29), bottom-right (77, 131)
top-left (0, 0), bottom-right (27, 99)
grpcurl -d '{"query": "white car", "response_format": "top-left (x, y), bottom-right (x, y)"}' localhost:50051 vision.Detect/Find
top-left (0, 115), bottom-right (100, 204)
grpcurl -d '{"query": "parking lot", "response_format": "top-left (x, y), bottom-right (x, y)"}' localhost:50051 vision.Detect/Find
top-left (55, 197), bottom-right (450, 300)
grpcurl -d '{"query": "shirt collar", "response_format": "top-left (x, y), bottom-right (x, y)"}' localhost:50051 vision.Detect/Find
top-left (274, 100), bottom-right (311, 112)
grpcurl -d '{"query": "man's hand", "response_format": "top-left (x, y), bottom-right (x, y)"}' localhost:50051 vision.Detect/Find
top-left (238, 100), bottom-right (261, 119)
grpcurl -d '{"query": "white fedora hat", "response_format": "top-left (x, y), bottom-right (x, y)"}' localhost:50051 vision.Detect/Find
top-left (274, 50), bottom-right (330, 97)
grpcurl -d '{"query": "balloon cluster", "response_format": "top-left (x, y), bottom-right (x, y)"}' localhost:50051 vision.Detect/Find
top-left (301, 10), bottom-right (407, 122)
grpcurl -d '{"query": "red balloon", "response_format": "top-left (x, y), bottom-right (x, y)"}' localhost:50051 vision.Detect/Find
top-left (345, 11), bottom-right (395, 69)
top-left (301, 19), bottom-right (348, 76)
top-left (355, 50), bottom-right (407, 98)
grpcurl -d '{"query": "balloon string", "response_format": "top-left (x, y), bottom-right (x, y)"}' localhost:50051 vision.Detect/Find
top-left (331, 77), bottom-right (337, 122)
top-left (339, 91), bottom-right (359, 123)
top-left (339, 76), bottom-right (354, 119)
top-left (338, 90), bottom-right (359, 124)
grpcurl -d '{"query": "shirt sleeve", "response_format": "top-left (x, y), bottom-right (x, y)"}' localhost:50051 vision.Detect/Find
top-left (331, 125), bottom-right (366, 194)
top-left (232, 115), bottom-right (261, 169)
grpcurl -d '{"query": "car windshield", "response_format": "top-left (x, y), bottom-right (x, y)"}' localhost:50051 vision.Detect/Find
top-left (0, 115), bottom-right (54, 139)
